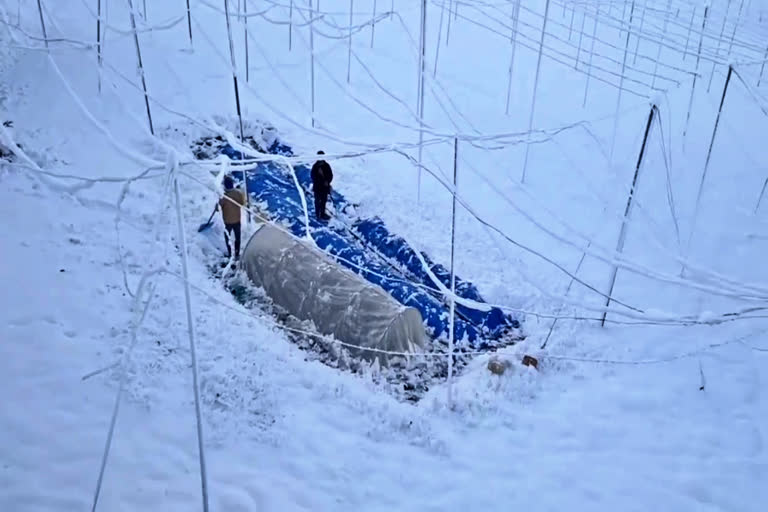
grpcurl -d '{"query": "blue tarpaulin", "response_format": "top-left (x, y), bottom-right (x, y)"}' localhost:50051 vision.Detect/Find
top-left (220, 141), bottom-right (519, 346)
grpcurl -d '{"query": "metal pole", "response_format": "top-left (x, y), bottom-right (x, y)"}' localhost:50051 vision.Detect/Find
top-left (173, 178), bottom-right (210, 512)
top-left (309, 0), bottom-right (316, 127)
top-left (541, 247), bottom-right (589, 349)
top-left (446, 0), bottom-right (453, 46)
top-left (684, 6), bottom-right (708, 141)
top-left (602, 104), bottom-right (656, 327)
top-left (447, 137), bottom-right (458, 408)
top-left (289, 0), bottom-right (293, 51)
top-left (223, 0), bottom-right (249, 220)
top-left (685, 66), bottom-right (733, 272)
top-left (755, 177), bottom-right (768, 213)
top-left (759, 46), bottom-right (768, 86)
top-left (127, 0), bottom-right (154, 135)
top-left (244, 0), bottom-right (249, 82)
top-left (371, 0), bottom-right (377, 48)
top-left (97, 0), bottom-right (102, 92)
top-left (186, 0), bottom-right (193, 46)
top-left (505, 0), bottom-right (521, 115)
top-left (417, 0), bottom-right (427, 201)
top-left (347, 0), bottom-right (353, 83)
top-left (36, 0), bottom-right (49, 49)
top-left (521, 0), bottom-right (551, 183)
top-left (583, 1), bottom-right (599, 107)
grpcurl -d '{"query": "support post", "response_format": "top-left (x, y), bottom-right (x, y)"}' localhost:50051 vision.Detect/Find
top-left (684, 66), bottom-right (733, 273)
top-left (36, 0), bottom-right (48, 49)
top-left (755, 177), bottom-right (768, 213)
top-left (447, 137), bottom-right (458, 408)
top-left (602, 104), bottom-right (656, 327)
top-left (97, 0), bottom-right (102, 93)
top-left (583, 1), bottom-right (599, 107)
top-left (347, 0), bottom-right (353, 83)
top-left (505, 0), bottom-right (521, 115)
top-left (371, 0), bottom-right (377, 48)
top-left (542, 246), bottom-right (589, 349)
top-left (417, 0), bottom-right (427, 201)
top-left (289, 0), bottom-right (293, 51)
top-left (186, 0), bottom-right (193, 47)
top-left (610, 0), bottom-right (636, 162)
top-left (127, 0), bottom-right (154, 135)
top-left (244, 0), bottom-right (249, 82)
top-left (309, 0), bottom-right (316, 128)
top-left (173, 178), bottom-right (210, 512)
top-left (445, 0), bottom-right (453, 46)
top-left (684, 6), bottom-right (708, 141)
top-left (223, 0), bottom-right (249, 220)
top-left (521, 0), bottom-right (551, 183)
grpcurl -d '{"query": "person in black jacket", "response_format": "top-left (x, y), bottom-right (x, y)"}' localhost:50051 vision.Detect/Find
top-left (311, 150), bottom-right (333, 221)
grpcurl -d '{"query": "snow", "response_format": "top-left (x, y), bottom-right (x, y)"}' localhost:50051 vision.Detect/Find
top-left (2, 0), bottom-right (768, 511)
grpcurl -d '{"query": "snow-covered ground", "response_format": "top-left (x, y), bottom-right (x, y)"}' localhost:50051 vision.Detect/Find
top-left (2, 0), bottom-right (768, 510)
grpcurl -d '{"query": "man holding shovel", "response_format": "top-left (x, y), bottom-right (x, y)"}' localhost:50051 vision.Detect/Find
top-left (218, 175), bottom-right (246, 261)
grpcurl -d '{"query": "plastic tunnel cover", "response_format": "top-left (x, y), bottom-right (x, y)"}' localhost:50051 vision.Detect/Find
top-left (241, 223), bottom-right (426, 365)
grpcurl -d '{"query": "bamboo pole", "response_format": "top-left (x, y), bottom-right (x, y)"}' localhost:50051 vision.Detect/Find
top-left (417, 0), bottom-right (427, 201)
top-left (97, 0), bottom-right (102, 92)
top-left (309, 0), bottom-right (316, 127)
top-left (186, 0), bottom-right (193, 46)
top-left (602, 104), bottom-right (656, 327)
top-left (347, 0), bottom-right (353, 83)
top-left (127, 0), bottom-right (154, 134)
top-left (244, 0), bottom-right (249, 82)
top-left (684, 66), bottom-right (733, 274)
top-left (447, 136), bottom-right (458, 408)
top-left (36, 0), bottom-right (49, 49)
top-left (223, 0), bottom-right (249, 220)
top-left (684, 6), bottom-right (708, 141)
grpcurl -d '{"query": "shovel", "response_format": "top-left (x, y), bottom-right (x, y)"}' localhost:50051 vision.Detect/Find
top-left (198, 204), bottom-right (218, 232)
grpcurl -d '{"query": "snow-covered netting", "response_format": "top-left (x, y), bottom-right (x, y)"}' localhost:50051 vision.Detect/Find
top-left (241, 222), bottom-right (426, 363)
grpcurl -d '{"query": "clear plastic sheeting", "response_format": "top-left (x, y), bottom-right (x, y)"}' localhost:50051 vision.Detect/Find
top-left (241, 223), bottom-right (426, 364)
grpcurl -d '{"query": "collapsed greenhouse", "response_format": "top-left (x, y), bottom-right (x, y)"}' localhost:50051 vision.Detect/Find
top-left (199, 136), bottom-right (522, 360)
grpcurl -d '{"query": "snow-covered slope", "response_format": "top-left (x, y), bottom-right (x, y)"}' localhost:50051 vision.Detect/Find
top-left (1, 0), bottom-right (767, 510)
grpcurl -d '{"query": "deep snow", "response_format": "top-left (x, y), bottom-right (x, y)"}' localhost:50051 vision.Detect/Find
top-left (1, 0), bottom-right (768, 510)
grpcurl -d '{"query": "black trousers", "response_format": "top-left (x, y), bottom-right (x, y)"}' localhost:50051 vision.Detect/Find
top-left (314, 189), bottom-right (328, 218)
top-left (224, 222), bottom-right (241, 259)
